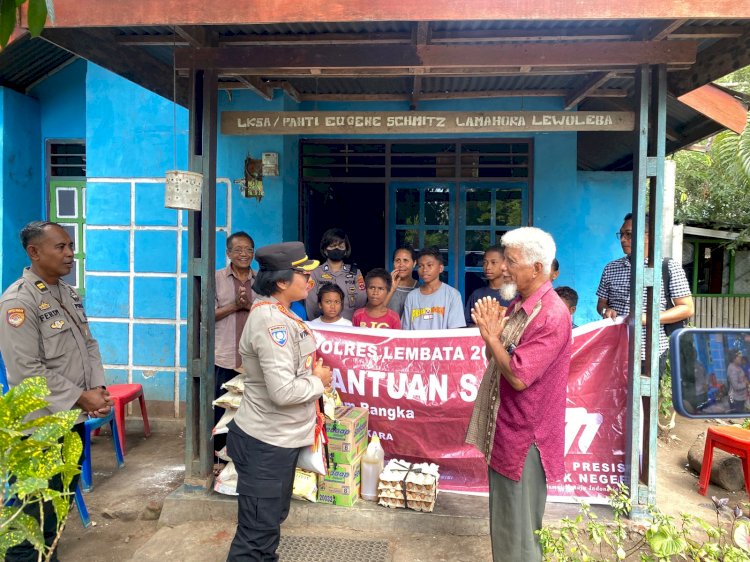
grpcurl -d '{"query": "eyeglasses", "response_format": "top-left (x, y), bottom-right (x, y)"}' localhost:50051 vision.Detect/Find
top-left (325, 242), bottom-right (346, 251)
top-left (292, 268), bottom-right (311, 277)
top-left (230, 247), bottom-right (254, 256)
top-left (616, 231), bottom-right (632, 241)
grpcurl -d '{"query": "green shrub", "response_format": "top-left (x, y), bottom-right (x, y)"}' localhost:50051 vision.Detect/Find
top-left (0, 376), bottom-right (82, 560)
top-left (537, 483), bottom-right (750, 561)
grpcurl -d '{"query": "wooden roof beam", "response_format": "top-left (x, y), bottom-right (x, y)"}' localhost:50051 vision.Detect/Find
top-left (266, 80), bottom-right (301, 102)
top-left (115, 25), bottom-right (746, 49)
top-left (430, 27), bottom-right (634, 43)
top-left (216, 67), bottom-right (634, 78)
top-left (174, 25), bottom-right (212, 48)
top-left (294, 88), bottom-right (629, 102)
top-left (36, 0), bottom-right (750, 27)
top-left (42, 28), bottom-right (188, 105)
top-left (410, 23), bottom-right (429, 109)
top-left (235, 76), bottom-right (273, 100)
top-left (669, 25), bottom-right (745, 39)
top-left (175, 41), bottom-right (698, 72)
top-left (564, 72), bottom-right (613, 110)
top-left (634, 19), bottom-right (688, 40)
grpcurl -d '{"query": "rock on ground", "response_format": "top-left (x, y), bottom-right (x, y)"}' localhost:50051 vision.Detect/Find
top-left (687, 431), bottom-right (745, 492)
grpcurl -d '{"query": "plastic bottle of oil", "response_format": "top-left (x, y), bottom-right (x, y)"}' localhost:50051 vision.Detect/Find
top-left (360, 435), bottom-right (385, 501)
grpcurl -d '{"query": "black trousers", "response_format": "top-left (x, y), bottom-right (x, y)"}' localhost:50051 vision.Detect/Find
top-left (6, 423), bottom-right (85, 562)
top-left (226, 421), bottom-right (300, 562)
top-left (214, 366), bottom-right (241, 455)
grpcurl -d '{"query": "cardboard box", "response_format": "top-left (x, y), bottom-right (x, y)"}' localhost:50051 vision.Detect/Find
top-left (325, 406), bottom-right (368, 465)
top-left (317, 480), bottom-right (359, 507)
top-left (318, 457), bottom-right (361, 494)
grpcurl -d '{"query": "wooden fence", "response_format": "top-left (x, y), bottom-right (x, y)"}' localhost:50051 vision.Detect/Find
top-left (691, 296), bottom-right (750, 328)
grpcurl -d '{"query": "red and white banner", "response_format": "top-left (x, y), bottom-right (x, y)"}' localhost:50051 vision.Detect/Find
top-left (311, 319), bottom-right (628, 503)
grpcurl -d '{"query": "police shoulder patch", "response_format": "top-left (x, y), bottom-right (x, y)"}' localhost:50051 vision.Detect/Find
top-left (268, 325), bottom-right (288, 347)
top-left (7, 308), bottom-right (25, 327)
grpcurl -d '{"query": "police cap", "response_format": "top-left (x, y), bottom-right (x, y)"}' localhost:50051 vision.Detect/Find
top-left (256, 242), bottom-right (319, 272)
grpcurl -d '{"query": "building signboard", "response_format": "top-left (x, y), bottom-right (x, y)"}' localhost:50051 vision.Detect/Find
top-left (221, 111), bottom-right (634, 135)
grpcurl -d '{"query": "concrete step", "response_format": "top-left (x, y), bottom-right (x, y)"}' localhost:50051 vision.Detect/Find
top-left (160, 485), bottom-right (488, 535)
top-left (159, 484), bottom-right (599, 536)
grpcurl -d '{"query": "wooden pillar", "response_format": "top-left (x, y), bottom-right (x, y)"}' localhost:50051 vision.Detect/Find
top-left (185, 66), bottom-right (218, 483)
top-left (626, 64), bottom-right (666, 516)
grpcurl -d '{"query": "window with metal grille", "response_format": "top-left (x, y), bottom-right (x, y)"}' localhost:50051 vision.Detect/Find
top-left (48, 141), bottom-right (86, 177)
top-left (47, 141), bottom-right (86, 292)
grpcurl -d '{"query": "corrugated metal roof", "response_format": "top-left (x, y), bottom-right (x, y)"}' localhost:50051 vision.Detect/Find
top-left (0, 35), bottom-right (74, 93)
top-left (2, 18), bottom-right (747, 171)
top-left (288, 76), bottom-right (410, 95)
top-left (218, 21), bottom-right (413, 36)
top-left (422, 74), bottom-right (581, 93)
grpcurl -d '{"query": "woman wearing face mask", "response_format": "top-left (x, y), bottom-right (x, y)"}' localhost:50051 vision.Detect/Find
top-left (305, 228), bottom-right (366, 321)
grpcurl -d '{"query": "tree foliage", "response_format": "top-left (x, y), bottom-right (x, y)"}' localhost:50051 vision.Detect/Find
top-left (0, 0), bottom-right (54, 48)
top-left (672, 138), bottom-right (750, 231)
top-left (672, 67), bottom-right (750, 245)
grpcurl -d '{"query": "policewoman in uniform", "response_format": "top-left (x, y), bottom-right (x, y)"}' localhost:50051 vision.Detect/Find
top-left (0, 221), bottom-right (111, 562)
top-left (226, 241), bottom-right (333, 561)
top-left (304, 228), bottom-right (366, 321)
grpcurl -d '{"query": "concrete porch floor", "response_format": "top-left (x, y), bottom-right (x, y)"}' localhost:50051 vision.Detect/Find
top-left (56, 416), bottom-right (733, 561)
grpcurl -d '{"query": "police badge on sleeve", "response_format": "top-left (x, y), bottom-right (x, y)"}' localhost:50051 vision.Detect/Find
top-left (6, 308), bottom-right (25, 327)
top-left (268, 325), bottom-right (288, 347)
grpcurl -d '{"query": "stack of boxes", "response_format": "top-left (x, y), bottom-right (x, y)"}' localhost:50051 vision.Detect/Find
top-left (317, 406), bottom-right (368, 507)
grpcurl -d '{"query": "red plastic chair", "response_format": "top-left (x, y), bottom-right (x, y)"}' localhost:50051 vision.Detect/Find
top-left (698, 426), bottom-right (750, 499)
top-left (102, 383), bottom-right (151, 454)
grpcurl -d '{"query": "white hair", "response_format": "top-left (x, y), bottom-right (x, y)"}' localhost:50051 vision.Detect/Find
top-left (501, 227), bottom-right (556, 275)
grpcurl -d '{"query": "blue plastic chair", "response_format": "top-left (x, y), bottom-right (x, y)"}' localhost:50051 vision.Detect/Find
top-left (82, 410), bottom-right (125, 492)
top-left (0, 356), bottom-right (100, 527)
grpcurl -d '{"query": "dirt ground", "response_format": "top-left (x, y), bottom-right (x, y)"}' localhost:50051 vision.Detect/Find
top-left (54, 415), bottom-right (745, 561)
top-left (655, 416), bottom-right (748, 520)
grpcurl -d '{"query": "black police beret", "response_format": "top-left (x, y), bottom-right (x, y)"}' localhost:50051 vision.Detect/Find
top-left (256, 242), bottom-right (319, 272)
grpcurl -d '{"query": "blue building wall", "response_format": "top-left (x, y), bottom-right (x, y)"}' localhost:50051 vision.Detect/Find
top-left (86, 63), bottom-right (188, 177)
top-left (83, 65), bottom-right (201, 412)
top-left (0, 87), bottom-right (42, 290)
top-left (27, 59), bottom-right (87, 227)
top-left (0, 61), bottom-right (636, 414)
top-left (569, 172), bottom-right (631, 325)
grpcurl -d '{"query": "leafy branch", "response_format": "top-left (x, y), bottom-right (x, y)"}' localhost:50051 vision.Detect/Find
top-left (0, 0), bottom-right (54, 48)
top-left (538, 483), bottom-right (750, 560)
top-left (0, 376), bottom-right (82, 561)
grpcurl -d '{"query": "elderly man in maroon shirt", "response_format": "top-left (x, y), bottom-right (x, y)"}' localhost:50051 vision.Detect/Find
top-left (467, 226), bottom-right (571, 562)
